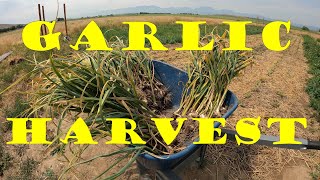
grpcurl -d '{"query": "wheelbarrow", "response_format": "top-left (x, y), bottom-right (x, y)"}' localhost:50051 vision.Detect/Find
top-left (136, 60), bottom-right (320, 180)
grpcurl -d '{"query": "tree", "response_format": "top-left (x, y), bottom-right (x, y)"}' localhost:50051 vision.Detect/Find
top-left (302, 26), bottom-right (310, 31)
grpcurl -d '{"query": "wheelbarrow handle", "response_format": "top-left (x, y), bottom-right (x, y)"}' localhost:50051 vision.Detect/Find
top-left (307, 140), bottom-right (320, 150)
top-left (220, 129), bottom-right (320, 150)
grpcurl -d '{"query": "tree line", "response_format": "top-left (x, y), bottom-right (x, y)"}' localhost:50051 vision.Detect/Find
top-left (0, 24), bottom-right (24, 34)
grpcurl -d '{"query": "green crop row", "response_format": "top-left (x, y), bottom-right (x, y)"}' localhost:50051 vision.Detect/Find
top-left (95, 23), bottom-right (263, 44)
top-left (302, 35), bottom-right (320, 117)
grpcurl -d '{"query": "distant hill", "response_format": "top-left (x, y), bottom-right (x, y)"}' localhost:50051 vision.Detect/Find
top-left (103, 5), bottom-right (258, 17)
top-left (0, 24), bottom-right (17, 30)
top-left (0, 24), bottom-right (24, 34)
top-left (103, 6), bottom-right (320, 31)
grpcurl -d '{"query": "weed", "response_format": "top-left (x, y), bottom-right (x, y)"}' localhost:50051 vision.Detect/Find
top-left (276, 91), bottom-right (286, 98)
top-left (270, 100), bottom-right (280, 108)
top-left (5, 157), bottom-right (39, 180)
top-left (0, 55), bottom-right (33, 93)
top-left (302, 26), bottom-right (310, 31)
top-left (1, 71), bottom-right (15, 83)
top-left (42, 168), bottom-right (57, 180)
top-left (1, 121), bottom-right (12, 133)
top-left (310, 164), bottom-right (320, 180)
top-left (5, 96), bottom-right (30, 118)
top-left (18, 158), bottom-right (38, 180)
top-left (0, 62), bottom-right (32, 92)
top-left (267, 58), bottom-right (282, 76)
top-left (302, 35), bottom-right (320, 119)
top-left (252, 79), bottom-right (265, 92)
top-left (14, 145), bottom-right (28, 157)
top-left (0, 141), bottom-right (12, 176)
top-left (243, 92), bottom-right (252, 99)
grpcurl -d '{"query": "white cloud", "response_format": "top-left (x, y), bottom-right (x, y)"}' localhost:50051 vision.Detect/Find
top-left (0, 0), bottom-right (319, 28)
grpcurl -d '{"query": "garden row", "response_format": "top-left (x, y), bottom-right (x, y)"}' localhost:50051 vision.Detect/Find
top-left (302, 35), bottom-right (320, 118)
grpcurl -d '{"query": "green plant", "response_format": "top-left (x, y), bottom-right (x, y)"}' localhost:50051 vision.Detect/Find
top-left (302, 35), bottom-right (320, 118)
top-left (0, 142), bottom-right (12, 176)
top-left (0, 56), bottom-right (34, 93)
top-left (42, 168), bottom-right (57, 180)
top-left (1, 70), bottom-right (15, 83)
top-left (13, 158), bottom-right (38, 180)
top-left (5, 96), bottom-right (30, 118)
top-left (276, 91), bottom-right (286, 98)
top-left (302, 26), bottom-right (310, 31)
top-left (310, 164), bottom-right (320, 180)
top-left (95, 23), bottom-right (263, 45)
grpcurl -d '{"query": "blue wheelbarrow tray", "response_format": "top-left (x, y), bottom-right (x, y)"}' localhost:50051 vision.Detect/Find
top-left (136, 60), bottom-right (239, 171)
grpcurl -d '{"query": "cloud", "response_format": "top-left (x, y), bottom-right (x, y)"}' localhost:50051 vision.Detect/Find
top-left (0, 0), bottom-right (319, 29)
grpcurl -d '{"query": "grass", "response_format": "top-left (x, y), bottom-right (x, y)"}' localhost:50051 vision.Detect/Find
top-left (73, 13), bottom-right (309, 31)
top-left (0, 58), bottom-right (33, 92)
top-left (0, 141), bottom-right (12, 176)
top-left (7, 158), bottom-right (38, 180)
top-left (311, 164), bottom-right (320, 180)
top-left (267, 59), bottom-right (281, 76)
top-left (75, 13), bottom-right (284, 29)
top-left (42, 168), bottom-right (57, 180)
top-left (1, 96), bottom-right (30, 133)
top-left (1, 71), bottom-right (15, 84)
top-left (0, 57), bottom-right (33, 132)
top-left (4, 96), bottom-right (30, 118)
top-left (98, 23), bottom-right (263, 45)
top-left (0, 139), bottom-right (38, 179)
top-left (19, 158), bottom-right (38, 179)
top-left (302, 35), bottom-right (320, 118)
top-left (276, 91), bottom-right (286, 99)
top-left (302, 41), bottom-right (320, 180)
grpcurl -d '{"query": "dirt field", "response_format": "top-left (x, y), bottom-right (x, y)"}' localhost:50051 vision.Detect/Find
top-left (0, 15), bottom-right (319, 179)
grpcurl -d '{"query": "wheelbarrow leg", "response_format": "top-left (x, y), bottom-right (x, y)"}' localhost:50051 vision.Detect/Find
top-left (137, 161), bottom-right (153, 180)
top-left (197, 145), bottom-right (207, 167)
top-left (156, 170), bottom-right (182, 180)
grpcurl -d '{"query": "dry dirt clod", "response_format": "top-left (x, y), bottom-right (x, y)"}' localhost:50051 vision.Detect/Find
top-left (9, 58), bottom-right (24, 66)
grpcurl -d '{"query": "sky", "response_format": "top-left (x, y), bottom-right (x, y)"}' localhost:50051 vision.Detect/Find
top-left (0, 0), bottom-right (319, 29)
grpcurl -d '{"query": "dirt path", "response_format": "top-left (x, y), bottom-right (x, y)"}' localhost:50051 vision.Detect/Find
top-left (241, 34), bottom-right (320, 179)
